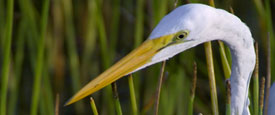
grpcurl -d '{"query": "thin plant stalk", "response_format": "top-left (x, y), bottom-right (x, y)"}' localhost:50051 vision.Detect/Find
top-left (133, 0), bottom-right (144, 104)
top-left (188, 62), bottom-right (197, 115)
top-left (8, 19), bottom-right (25, 115)
top-left (259, 77), bottom-right (265, 115)
top-left (153, 0), bottom-right (168, 25)
top-left (81, 0), bottom-right (97, 78)
top-left (225, 80), bottom-right (231, 115)
top-left (95, 0), bottom-right (115, 113)
top-left (90, 97), bottom-right (99, 115)
top-left (134, 0), bottom-right (144, 48)
top-left (132, 0), bottom-right (144, 109)
top-left (52, 0), bottom-right (65, 93)
top-left (62, 0), bottom-right (84, 112)
top-left (128, 74), bottom-right (138, 115)
top-left (0, 0), bottom-right (4, 45)
top-left (204, 42), bottom-right (219, 115)
top-left (55, 94), bottom-right (60, 115)
top-left (218, 41), bottom-right (231, 79)
top-left (0, 0), bottom-right (14, 114)
top-left (264, 0), bottom-right (275, 82)
top-left (41, 67), bottom-right (55, 115)
top-left (112, 83), bottom-right (123, 115)
top-left (109, 0), bottom-right (120, 52)
top-left (20, 0), bottom-right (38, 69)
top-left (264, 32), bottom-right (271, 115)
top-left (154, 61), bottom-right (166, 115)
top-left (95, 0), bottom-right (111, 69)
top-left (30, 0), bottom-right (50, 114)
top-left (205, 1), bottom-right (219, 114)
top-left (41, 42), bottom-right (56, 115)
top-left (254, 0), bottom-right (274, 82)
top-left (253, 43), bottom-right (259, 115)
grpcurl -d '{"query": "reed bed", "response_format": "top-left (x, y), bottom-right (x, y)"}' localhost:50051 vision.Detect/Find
top-left (0, 0), bottom-right (274, 114)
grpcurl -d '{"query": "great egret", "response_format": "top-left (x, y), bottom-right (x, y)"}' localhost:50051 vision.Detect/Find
top-left (65, 3), bottom-right (256, 115)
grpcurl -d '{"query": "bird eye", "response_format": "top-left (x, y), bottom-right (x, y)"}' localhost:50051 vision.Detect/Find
top-left (175, 31), bottom-right (188, 40)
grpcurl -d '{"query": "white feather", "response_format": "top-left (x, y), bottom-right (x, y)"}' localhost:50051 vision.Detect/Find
top-left (133, 3), bottom-right (255, 115)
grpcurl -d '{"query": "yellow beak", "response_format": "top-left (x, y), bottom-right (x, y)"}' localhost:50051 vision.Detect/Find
top-left (65, 34), bottom-right (174, 106)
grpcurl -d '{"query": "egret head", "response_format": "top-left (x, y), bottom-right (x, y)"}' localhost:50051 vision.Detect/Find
top-left (65, 4), bottom-right (227, 105)
top-left (136, 4), bottom-right (219, 71)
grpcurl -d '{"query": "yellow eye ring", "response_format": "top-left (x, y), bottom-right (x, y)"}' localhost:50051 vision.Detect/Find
top-left (176, 31), bottom-right (188, 40)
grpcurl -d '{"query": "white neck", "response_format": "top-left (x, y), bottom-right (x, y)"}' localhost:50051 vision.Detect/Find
top-left (214, 9), bottom-right (256, 115)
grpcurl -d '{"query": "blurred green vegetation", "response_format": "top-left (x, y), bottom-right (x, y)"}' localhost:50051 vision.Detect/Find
top-left (0, 0), bottom-right (274, 114)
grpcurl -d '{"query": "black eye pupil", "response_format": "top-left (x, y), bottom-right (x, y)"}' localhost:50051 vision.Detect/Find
top-left (178, 34), bottom-right (184, 38)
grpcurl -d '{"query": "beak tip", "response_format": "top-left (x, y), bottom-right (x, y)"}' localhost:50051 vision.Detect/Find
top-left (64, 97), bottom-right (74, 106)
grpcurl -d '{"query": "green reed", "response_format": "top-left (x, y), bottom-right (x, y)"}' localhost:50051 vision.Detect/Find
top-left (62, 0), bottom-right (85, 112)
top-left (30, 0), bottom-right (49, 114)
top-left (0, 0), bottom-right (272, 114)
top-left (188, 62), bottom-right (197, 115)
top-left (0, 0), bottom-right (14, 114)
top-left (253, 43), bottom-right (259, 115)
top-left (90, 97), bottom-right (99, 115)
top-left (128, 74), bottom-right (138, 115)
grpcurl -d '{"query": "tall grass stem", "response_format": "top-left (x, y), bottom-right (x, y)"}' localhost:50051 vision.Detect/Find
top-left (8, 19), bottom-right (25, 115)
top-left (264, 32), bottom-right (271, 115)
top-left (205, 1), bottom-right (219, 114)
top-left (112, 83), bottom-right (123, 115)
top-left (30, 0), bottom-right (49, 114)
top-left (128, 74), bottom-right (138, 115)
top-left (134, 0), bottom-right (144, 47)
top-left (253, 43), bottom-right (259, 115)
top-left (90, 97), bottom-right (99, 115)
top-left (55, 94), bottom-right (60, 115)
top-left (259, 77), bottom-right (265, 115)
top-left (218, 41), bottom-right (231, 79)
top-left (225, 80), bottom-right (231, 115)
top-left (62, 0), bottom-right (84, 112)
top-left (154, 61), bottom-right (166, 115)
top-left (188, 62), bottom-right (197, 115)
top-left (95, 0), bottom-right (115, 113)
top-left (204, 42), bottom-right (219, 115)
top-left (0, 0), bottom-right (14, 114)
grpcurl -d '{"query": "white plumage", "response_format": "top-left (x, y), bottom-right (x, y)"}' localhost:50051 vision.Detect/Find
top-left (66, 4), bottom-right (256, 115)
top-left (268, 83), bottom-right (275, 115)
top-left (136, 4), bottom-right (255, 115)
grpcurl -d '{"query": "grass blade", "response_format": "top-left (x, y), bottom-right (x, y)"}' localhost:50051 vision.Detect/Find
top-left (259, 77), bottom-right (265, 115)
top-left (55, 94), bottom-right (60, 115)
top-left (264, 0), bottom-right (275, 82)
top-left (0, 0), bottom-right (4, 46)
top-left (41, 67), bottom-right (55, 115)
top-left (253, 43), bottom-right (259, 115)
top-left (62, 0), bottom-right (84, 112)
top-left (204, 42), bottom-right (219, 115)
top-left (90, 97), bottom-right (99, 115)
top-left (94, 0), bottom-right (115, 113)
top-left (80, 0), bottom-right (97, 79)
top-left (188, 62), bottom-right (197, 115)
top-left (0, 0), bottom-right (14, 114)
top-left (218, 41), bottom-right (231, 79)
top-left (128, 74), bottom-right (138, 115)
top-left (112, 83), bottom-right (123, 115)
top-left (8, 19), bottom-right (25, 115)
top-left (225, 80), bottom-right (231, 115)
top-left (30, 0), bottom-right (50, 114)
top-left (154, 61), bottom-right (166, 115)
top-left (264, 32), bottom-right (271, 115)
top-left (134, 0), bottom-right (145, 48)
top-left (205, 1), bottom-right (219, 114)
top-left (109, 0), bottom-right (120, 53)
